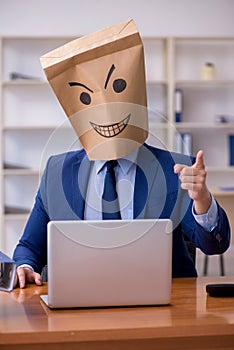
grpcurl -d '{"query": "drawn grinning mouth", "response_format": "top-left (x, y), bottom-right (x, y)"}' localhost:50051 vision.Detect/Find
top-left (90, 114), bottom-right (131, 138)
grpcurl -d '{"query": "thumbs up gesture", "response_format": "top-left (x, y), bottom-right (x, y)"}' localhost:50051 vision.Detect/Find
top-left (174, 150), bottom-right (211, 214)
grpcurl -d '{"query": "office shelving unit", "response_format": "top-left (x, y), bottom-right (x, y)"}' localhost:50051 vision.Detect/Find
top-left (0, 36), bottom-right (234, 257)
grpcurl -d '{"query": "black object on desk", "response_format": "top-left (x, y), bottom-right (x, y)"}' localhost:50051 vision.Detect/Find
top-left (0, 252), bottom-right (16, 292)
top-left (206, 283), bottom-right (234, 297)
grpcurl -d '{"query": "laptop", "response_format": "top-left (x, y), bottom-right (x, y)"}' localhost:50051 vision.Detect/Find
top-left (40, 219), bottom-right (172, 308)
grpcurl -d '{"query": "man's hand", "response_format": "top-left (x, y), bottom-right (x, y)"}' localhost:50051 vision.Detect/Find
top-left (14, 267), bottom-right (43, 289)
top-left (174, 150), bottom-right (211, 214)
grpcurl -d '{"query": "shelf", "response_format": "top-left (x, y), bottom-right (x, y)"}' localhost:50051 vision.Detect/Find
top-left (207, 166), bottom-right (234, 172)
top-left (149, 122), bottom-right (168, 129)
top-left (3, 168), bottom-right (39, 176)
top-left (147, 80), bottom-right (168, 86)
top-left (2, 79), bottom-right (47, 86)
top-left (174, 37), bottom-right (234, 41)
top-left (211, 189), bottom-right (234, 197)
top-left (2, 125), bottom-right (66, 131)
top-left (3, 214), bottom-right (30, 221)
top-left (4, 206), bottom-right (31, 215)
top-left (175, 80), bottom-right (234, 87)
top-left (175, 122), bottom-right (234, 130)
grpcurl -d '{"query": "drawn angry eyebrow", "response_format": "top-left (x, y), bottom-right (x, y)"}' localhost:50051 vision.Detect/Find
top-left (68, 82), bottom-right (94, 93)
top-left (104, 64), bottom-right (116, 89)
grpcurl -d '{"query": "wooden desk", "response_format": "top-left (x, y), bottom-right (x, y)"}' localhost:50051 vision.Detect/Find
top-left (0, 277), bottom-right (234, 350)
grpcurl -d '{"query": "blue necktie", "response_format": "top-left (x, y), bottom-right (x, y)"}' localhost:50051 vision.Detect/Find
top-left (102, 160), bottom-right (121, 220)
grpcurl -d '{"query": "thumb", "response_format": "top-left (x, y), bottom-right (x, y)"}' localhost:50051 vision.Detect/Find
top-left (193, 150), bottom-right (205, 169)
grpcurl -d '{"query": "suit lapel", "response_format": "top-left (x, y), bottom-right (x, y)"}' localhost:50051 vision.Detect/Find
top-left (134, 144), bottom-right (159, 219)
top-left (73, 155), bottom-right (91, 219)
top-left (62, 151), bottom-right (91, 219)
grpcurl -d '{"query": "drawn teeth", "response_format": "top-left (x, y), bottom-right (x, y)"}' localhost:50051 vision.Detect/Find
top-left (90, 114), bottom-right (130, 138)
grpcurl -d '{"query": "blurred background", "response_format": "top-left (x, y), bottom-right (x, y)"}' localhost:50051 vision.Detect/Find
top-left (0, 0), bottom-right (234, 276)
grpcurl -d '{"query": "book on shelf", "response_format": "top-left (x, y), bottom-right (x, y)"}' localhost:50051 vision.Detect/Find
top-left (175, 132), bottom-right (192, 156)
top-left (229, 135), bottom-right (234, 166)
top-left (219, 186), bottom-right (234, 192)
top-left (174, 88), bottom-right (183, 122)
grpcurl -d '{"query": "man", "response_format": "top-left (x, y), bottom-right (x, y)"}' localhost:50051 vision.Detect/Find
top-left (13, 20), bottom-right (230, 288)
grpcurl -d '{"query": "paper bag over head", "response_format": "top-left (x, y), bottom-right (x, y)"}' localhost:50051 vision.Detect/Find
top-left (40, 19), bottom-right (148, 160)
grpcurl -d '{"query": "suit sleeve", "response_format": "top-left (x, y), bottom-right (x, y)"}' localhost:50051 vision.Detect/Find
top-left (181, 194), bottom-right (230, 255)
top-left (12, 163), bottom-right (50, 273)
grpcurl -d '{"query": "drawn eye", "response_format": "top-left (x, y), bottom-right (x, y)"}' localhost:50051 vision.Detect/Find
top-left (80, 92), bottom-right (91, 105)
top-left (113, 79), bottom-right (126, 93)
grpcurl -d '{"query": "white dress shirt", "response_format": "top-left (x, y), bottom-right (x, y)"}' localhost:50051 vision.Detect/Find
top-left (84, 149), bottom-right (218, 232)
top-left (84, 149), bottom-right (138, 220)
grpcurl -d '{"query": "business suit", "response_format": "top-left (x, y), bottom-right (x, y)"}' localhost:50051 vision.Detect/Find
top-left (13, 143), bottom-right (230, 277)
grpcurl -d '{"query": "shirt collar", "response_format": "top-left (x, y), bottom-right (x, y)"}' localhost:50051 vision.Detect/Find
top-left (95, 148), bottom-right (139, 175)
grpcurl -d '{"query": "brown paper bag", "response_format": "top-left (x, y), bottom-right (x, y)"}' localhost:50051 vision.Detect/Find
top-left (40, 19), bottom-right (148, 160)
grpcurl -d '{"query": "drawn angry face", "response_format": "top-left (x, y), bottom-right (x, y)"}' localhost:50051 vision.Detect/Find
top-left (68, 64), bottom-right (131, 139)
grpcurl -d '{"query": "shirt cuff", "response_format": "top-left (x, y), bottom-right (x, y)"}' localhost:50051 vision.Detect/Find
top-left (18, 264), bottom-right (34, 272)
top-left (192, 195), bottom-right (218, 232)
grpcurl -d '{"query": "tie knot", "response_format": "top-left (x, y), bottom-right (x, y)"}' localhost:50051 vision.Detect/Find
top-left (105, 160), bottom-right (118, 171)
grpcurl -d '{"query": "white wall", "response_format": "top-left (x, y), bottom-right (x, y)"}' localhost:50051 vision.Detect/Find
top-left (0, 0), bottom-right (234, 37)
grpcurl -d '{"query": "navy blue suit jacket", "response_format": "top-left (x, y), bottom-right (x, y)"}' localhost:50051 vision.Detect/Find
top-left (13, 144), bottom-right (230, 277)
